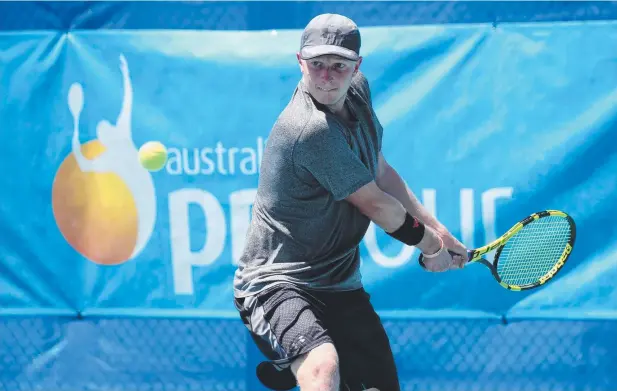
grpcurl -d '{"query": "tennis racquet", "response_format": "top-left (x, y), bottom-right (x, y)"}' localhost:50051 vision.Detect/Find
top-left (420, 210), bottom-right (576, 291)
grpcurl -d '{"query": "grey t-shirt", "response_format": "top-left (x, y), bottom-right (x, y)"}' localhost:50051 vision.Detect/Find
top-left (233, 71), bottom-right (383, 298)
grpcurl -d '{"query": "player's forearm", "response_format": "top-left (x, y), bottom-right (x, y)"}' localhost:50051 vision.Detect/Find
top-left (355, 190), bottom-right (407, 233)
top-left (376, 164), bottom-right (446, 233)
top-left (345, 181), bottom-right (443, 254)
top-left (365, 201), bottom-right (443, 255)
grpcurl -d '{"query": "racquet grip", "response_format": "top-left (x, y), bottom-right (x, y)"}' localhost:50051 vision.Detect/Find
top-left (448, 250), bottom-right (473, 262)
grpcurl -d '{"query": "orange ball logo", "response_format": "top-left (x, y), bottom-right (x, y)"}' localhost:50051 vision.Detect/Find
top-left (52, 140), bottom-right (138, 265)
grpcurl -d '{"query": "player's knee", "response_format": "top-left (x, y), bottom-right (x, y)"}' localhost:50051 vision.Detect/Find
top-left (296, 357), bottom-right (339, 388)
top-left (292, 342), bottom-right (339, 389)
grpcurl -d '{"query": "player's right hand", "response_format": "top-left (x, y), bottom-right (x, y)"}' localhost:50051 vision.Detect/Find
top-left (438, 230), bottom-right (468, 267)
top-left (416, 225), bottom-right (462, 272)
top-left (420, 246), bottom-right (458, 272)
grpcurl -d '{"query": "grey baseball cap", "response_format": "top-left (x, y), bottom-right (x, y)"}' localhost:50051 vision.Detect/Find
top-left (299, 13), bottom-right (361, 61)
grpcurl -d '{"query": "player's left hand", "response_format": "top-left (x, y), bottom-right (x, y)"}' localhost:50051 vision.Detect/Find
top-left (437, 229), bottom-right (468, 268)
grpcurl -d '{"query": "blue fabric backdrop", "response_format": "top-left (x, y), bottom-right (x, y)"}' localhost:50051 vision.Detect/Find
top-left (0, 2), bottom-right (615, 390)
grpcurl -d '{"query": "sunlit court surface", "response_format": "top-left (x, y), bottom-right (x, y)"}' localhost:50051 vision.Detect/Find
top-left (0, 1), bottom-right (616, 391)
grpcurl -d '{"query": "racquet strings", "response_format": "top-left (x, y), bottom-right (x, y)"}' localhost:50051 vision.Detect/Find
top-left (496, 216), bottom-right (573, 286)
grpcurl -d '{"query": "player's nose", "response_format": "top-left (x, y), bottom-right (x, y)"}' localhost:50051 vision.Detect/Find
top-left (319, 68), bottom-right (333, 81)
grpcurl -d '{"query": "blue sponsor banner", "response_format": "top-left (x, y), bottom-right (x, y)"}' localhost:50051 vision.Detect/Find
top-left (1, 5), bottom-right (616, 319)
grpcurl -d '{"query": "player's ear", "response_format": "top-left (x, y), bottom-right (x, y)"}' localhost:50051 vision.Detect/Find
top-left (296, 53), bottom-right (304, 69)
top-left (354, 57), bottom-right (363, 73)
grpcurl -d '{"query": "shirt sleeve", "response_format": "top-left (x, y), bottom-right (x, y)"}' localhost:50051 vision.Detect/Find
top-left (293, 120), bottom-right (374, 201)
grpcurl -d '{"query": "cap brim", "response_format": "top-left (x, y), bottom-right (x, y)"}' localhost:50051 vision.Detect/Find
top-left (300, 45), bottom-right (359, 61)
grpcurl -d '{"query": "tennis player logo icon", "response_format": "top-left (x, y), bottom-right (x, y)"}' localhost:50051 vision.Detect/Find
top-left (52, 54), bottom-right (160, 265)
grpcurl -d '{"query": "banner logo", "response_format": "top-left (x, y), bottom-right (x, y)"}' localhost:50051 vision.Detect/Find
top-left (51, 54), bottom-right (157, 265)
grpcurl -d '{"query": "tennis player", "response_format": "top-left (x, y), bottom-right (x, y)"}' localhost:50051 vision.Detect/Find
top-left (233, 13), bottom-right (469, 391)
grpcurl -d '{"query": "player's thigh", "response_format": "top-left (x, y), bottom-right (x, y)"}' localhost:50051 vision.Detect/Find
top-left (326, 289), bottom-right (400, 391)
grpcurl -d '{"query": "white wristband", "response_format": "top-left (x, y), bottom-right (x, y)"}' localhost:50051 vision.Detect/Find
top-left (421, 237), bottom-right (445, 258)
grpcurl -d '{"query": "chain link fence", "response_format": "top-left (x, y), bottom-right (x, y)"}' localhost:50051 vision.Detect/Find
top-left (1, 315), bottom-right (615, 391)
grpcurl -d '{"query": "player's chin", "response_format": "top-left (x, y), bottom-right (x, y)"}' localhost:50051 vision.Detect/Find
top-left (313, 89), bottom-right (341, 103)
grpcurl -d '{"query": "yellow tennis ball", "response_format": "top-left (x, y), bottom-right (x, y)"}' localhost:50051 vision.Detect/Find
top-left (138, 141), bottom-right (168, 172)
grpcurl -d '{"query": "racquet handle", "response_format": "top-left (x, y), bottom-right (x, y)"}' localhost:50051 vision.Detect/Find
top-left (447, 249), bottom-right (473, 261)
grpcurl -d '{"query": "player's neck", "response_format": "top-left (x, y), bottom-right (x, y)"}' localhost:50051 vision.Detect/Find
top-left (327, 99), bottom-right (352, 122)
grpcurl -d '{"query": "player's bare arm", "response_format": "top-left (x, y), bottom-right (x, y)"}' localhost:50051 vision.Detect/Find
top-left (345, 181), bottom-right (459, 271)
top-left (374, 152), bottom-right (468, 265)
top-left (375, 152), bottom-right (444, 232)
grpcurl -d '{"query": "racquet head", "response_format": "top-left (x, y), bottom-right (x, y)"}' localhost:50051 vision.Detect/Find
top-left (473, 210), bottom-right (576, 291)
